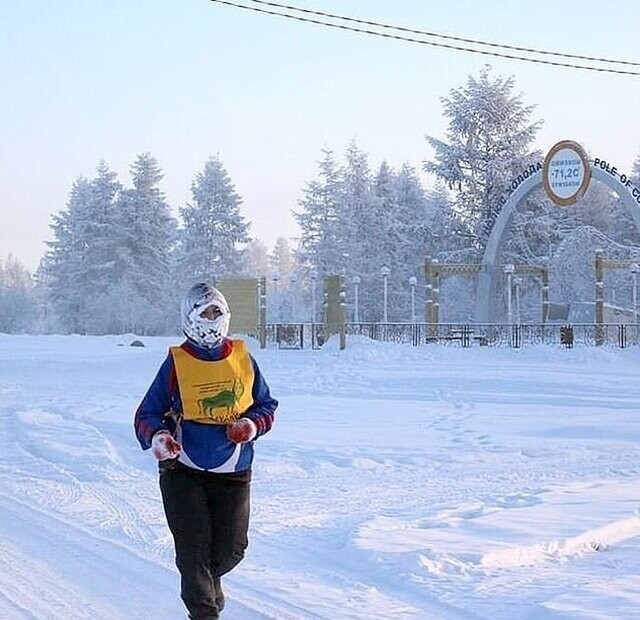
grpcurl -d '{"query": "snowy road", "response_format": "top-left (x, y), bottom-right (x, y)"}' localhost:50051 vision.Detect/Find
top-left (1, 334), bottom-right (639, 618)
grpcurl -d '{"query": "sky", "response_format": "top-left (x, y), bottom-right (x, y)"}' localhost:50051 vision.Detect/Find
top-left (1, 0), bottom-right (639, 272)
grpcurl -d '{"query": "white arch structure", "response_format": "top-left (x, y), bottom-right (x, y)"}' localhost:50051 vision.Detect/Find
top-left (475, 163), bottom-right (640, 323)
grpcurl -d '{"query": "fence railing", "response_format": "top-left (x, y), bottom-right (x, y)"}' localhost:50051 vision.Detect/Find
top-left (264, 323), bottom-right (327, 349)
top-left (346, 322), bottom-right (640, 347)
top-left (263, 322), bottom-right (640, 348)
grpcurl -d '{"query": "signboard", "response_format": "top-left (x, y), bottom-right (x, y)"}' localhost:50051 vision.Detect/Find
top-left (542, 140), bottom-right (591, 206)
top-left (217, 278), bottom-right (258, 335)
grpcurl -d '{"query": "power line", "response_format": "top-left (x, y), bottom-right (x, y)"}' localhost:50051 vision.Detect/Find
top-left (208, 0), bottom-right (640, 76)
top-left (246, 0), bottom-right (640, 68)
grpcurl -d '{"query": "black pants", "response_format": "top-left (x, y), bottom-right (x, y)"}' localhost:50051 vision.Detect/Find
top-left (160, 465), bottom-right (250, 620)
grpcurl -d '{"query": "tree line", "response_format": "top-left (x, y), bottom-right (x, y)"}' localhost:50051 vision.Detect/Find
top-left (4, 67), bottom-right (640, 334)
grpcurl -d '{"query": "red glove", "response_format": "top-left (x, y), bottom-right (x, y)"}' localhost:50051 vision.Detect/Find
top-left (227, 418), bottom-right (257, 444)
top-left (151, 430), bottom-right (182, 460)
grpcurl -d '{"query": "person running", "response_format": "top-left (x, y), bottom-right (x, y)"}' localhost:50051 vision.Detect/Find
top-left (135, 282), bottom-right (278, 619)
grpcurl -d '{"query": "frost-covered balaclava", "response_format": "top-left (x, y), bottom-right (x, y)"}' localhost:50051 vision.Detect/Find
top-left (181, 282), bottom-right (231, 348)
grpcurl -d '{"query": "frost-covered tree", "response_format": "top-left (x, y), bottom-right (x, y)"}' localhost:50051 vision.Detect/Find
top-left (387, 163), bottom-right (439, 321)
top-left (503, 192), bottom-right (560, 264)
top-left (241, 239), bottom-right (270, 277)
top-left (341, 141), bottom-right (377, 277)
top-left (114, 153), bottom-right (177, 333)
top-left (551, 227), bottom-right (640, 306)
top-left (86, 161), bottom-right (122, 287)
top-left (544, 178), bottom-right (638, 253)
top-left (365, 160), bottom-right (396, 320)
top-left (178, 155), bottom-right (249, 283)
top-left (632, 155), bottom-right (640, 184)
top-left (0, 255), bottom-right (36, 333)
top-left (76, 161), bottom-right (126, 333)
top-left (611, 154), bottom-right (640, 246)
top-left (296, 146), bottom-right (451, 322)
top-left (294, 148), bottom-right (345, 275)
top-left (270, 236), bottom-right (295, 281)
top-left (44, 177), bottom-right (94, 332)
top-left (44, 161), bottom-right (127, 333)
top-left (372, 160), bottom-right (397, 255)
top-left (424, 67), bottom-right (542, 250)
top-left (44, 160), bottom-right (170, 334)
top-left (350, 160), bottom-right (406, 321)
top-left (269, 237), bottom-right (307, 323)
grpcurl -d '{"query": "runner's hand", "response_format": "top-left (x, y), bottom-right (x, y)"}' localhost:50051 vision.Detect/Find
top-left (151, 430), bottom-right (182, 460)
top-left (227, 418), bottom-right (257, 444)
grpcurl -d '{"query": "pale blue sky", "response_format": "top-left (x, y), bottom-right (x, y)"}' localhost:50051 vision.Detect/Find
top-left (2, 0), bottom-right (639, 270)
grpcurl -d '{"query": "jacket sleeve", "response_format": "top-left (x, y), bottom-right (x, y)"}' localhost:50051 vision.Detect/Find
top-left (244, 355), bottom-right (278, 438)
top-left (134, 354), bottom-right (175, 450)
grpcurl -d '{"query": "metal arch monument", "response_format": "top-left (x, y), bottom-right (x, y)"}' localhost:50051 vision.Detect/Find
top-left (475, 140), bottom-right (640, 323)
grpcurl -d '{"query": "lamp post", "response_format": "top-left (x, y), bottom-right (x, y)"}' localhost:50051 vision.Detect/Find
top-left (504, 263), bottom-right (515, 325)
top-left (353, 275), bottom-right (361, 323)
top-left (513, 276), bottom-right (522, 325)
top-left (289, 275), bottom-right (297, 322)
top-left (381, 265), bottom-right (390, 323)
top-left (409, 276), bottom-right (417, 323)
top-left (630, 263), bottom-right (639, 326)
top-left (310, 270), bottom-right (318, 324)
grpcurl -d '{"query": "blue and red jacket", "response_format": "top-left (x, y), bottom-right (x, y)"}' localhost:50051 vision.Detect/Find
top-left (134, 338), bottom-right (277, 473)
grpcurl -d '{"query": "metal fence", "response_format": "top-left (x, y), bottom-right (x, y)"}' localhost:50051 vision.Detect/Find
top-left (346, 323), bottom-right (640, 347)
top-left (264, 322), bottom-right (640, 348)
top-left (265, 323), bottom-right (327, 349)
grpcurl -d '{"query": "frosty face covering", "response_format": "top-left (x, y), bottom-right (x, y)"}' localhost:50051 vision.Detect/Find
top-left (181, 283), bottom-right (231, 348)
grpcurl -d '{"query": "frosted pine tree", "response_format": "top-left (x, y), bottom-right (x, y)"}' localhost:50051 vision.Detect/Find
top-left (115, 153), bottom-right (177, 333)
top-left (424, 67), bottom-right (542, 251)
top-left (241, 239), bottom-right (270, 277)
top-left (270, 236), bottom-right (295, 281)
top-left (341, 141), bottom-right (376, 272)
top-left (632, 156), bottom-right (640, 184)
top-left (88, 161), bottom-right (121, 282)
top-left (81, 161), bottom-right (123, 333)
top-left (367, 160), bottom-right (399, 321)
top-left (341, 142), bottom-right (383, 320)
top-left (390, 163), bottom-right (434, 321)
top-left (0, 255), bottom-right (36, 333)
top-left (424, 181), bottom-right (462, 254)
top-left (373, 160), bottom-right (397, 260)
top-left (552, 227), bottom-right (640, 307)
top-left (366, 160), bottom-right (438, 322)
top-left (179, 155), bottom-right (249, 283)
top-left (44, 177), bottom-right (94, 332)
top-left (270, 236), bottom-right (299, 322)
top-left (294, 148), bottom-right (345, 276)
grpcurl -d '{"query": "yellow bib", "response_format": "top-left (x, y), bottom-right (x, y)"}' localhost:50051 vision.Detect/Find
top-left (170, 340), bottom-right (255, 425)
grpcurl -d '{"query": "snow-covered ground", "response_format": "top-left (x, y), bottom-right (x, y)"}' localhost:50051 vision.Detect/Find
top-left (1, 334), bottom-right (639, 619)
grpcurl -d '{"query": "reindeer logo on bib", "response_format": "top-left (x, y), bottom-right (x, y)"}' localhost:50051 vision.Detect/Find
top-left (197, 378), bottom-right (245, 423)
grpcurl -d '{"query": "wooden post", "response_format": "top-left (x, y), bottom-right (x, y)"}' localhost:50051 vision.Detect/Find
top-left (432, 260), bottom-right (440, 326)
top-left (595, 250), bottom-right (604, 346)
top-left (424, 258), bottom-right (433, 324)
top-left (339, 275), bottom-right (347, 350)
top-left (541, 267), bottom-right (550, 324)
top-left (259, 276), bottom-right (267, 349)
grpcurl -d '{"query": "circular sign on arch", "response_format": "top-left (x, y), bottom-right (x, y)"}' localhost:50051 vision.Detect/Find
top-left (542, 140), bottom-right (591, 206)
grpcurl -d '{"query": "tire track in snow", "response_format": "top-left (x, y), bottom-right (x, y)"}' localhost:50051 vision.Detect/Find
top-left (0, 491), bottom-right (285, 619)
top-left (0, 491), bottom-right (180, 619)
top-left (0, 539), bottom-right (119, 620)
